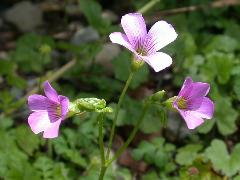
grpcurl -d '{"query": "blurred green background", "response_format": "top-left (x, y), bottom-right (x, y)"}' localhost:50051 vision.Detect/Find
top-left (0, 0), bottom-right (240, 179)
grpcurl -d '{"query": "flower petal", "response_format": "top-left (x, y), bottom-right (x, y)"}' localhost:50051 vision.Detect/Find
top-left (193, 97), bottom-right (214, 119)
top-left (188, 82), bottom-right (210, 99)
top-left (109, 32), bottom-right (136, 52)
top-left (187, 97), bottom-right (204, 110)
top-left (28, 111), bottom-right (51, 134)
top-left (28, 95), bottom-right (49, 111)
top-left (59, 95), bottom-right (69, 119)
top-left (28, 94), bottom-right (60, 123)
top-left (179, 78), bottom-right (210, 100)
top-left (43, 120), bottom-right (62, 138)
top-left (178, 77), bottom-right (193, 97)
top-left (145, 20), bottom-right (178, 54)
top-left (142, 52), bottom-right (172, 72)
top-left (121, 13), bottom-right (147, 48)
top-left (44, 81), bottom-right (59, 102)
top-left (179, 110), bottom-right (204, 129)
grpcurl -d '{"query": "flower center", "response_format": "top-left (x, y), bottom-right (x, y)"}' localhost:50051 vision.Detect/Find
top-left (177, 97), bottom-right (188, 110)
top-left (136, 47), bottom-right (147, 56)
top-left (56, 105), bottom-right (62, 117)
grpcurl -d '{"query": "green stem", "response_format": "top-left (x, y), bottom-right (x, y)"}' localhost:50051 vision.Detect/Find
top-left (98, 166), bottom-right (107, 180)
top-left (138, 0), bottom-right (160, 14)
top-left (107, 101), bottom-right (150, 165)
top-left (98, 113), bottom-right (107, 180)
top-left (98, 113), bottom-right (105, 169)
top-left (47, 140), bottom-right (53, 157)
top-left (106, 71), bottom-right (134, 160)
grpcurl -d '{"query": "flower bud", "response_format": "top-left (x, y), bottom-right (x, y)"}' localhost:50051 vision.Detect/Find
top-left (71, 98), bottom-right (113, 114)
top-left (39, 44), bottom-right (51, 55)
top-left (164, 96), bottom-right (177, 110)
top-left (131, 56), bottom-right (145, 72)
top-left (149, 90), bottom-right (165, 102)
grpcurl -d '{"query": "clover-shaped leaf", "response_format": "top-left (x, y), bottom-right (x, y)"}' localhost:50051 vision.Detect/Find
top-left (176, 144), bottom-right (203, 166)
top-left (205, 139), bottom-right (240, 177)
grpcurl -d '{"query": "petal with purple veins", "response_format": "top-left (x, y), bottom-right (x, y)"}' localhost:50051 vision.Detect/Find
top-left (121, 13), bottom-right (147, 48)
top-left (43, 81), bottom-right (59, 102)
top-left (145, 21), bottom-right (178, 54)
top-left (187, 82), bottom-right (210, 100)
top-left (28, 94), bottom-right (49, 111)
top-left (59, 95), bottom-right (69, 119)
top-left (187, 97), bottom-right (204, 110)
top-left (178, 77), bottom-right (193, 97)
top-left (193, 97), bottom-right (214, 119)
top-left (109, 32), bottom-right (136, 53)
top-left (141, 52), bottom-right (172, 72)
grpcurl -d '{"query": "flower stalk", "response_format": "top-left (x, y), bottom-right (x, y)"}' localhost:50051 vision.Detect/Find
top-left (107, 100), bottom-right (151, 165)
top-left (98, 113), bottom-right (106, 180)
top-left (106, 70), bottom-right (135, 160)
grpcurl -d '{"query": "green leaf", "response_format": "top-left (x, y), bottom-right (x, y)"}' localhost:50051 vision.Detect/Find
top-left (176, 144), bottom-right (203, 166)
top-left (7, 73), bottom-right (27, 89)
top-left (0, 129), bottom-right (32, 179)
top-left (7, 162), bottom-right (40, 180)
top-left (183, 55), bottom-right (205, 75)
top-left (0, 90), bottom-right (15, 111)
top-left (112, 51), bottom-right (149, 89)
top-left (232, 65), bottom-right (240, 76)
top-left (142, 171), bottom-right (159, 180)
top-left (10, 33), bottom-right (54, 73)
top-left (140, 107), bottom-right (162, 133)
top-left (52, 132), bottom-right (87, 168)
top-left (233, 75), bottom-right (240, 100)
top-left (205, 35), bottom-right (239, 53)
top-left (0, 117), bottom-right (13, 130)
top-left (0, 60), bottom-right (15, 75)
top-left (182, 33), bottom-right (197, 57)
top-left (79, 0), bottom-right (110, 34)
top-left (205, 51), bottom-right (233, 84)
top-left (197, 119), bottom-right (215, 134)
top-left (205, 139), bottom-right (240, 177)
top-left (34, 156), bottom-right (70, 180)
top-left (132, 141), bottom-right (154, 161)
top-left (15, 125), bottom-right (40, 156)
top-left (132, 137), bottom-right (175, 172)
top-left (215, 98), bottom-right (238, 135)
top-left (234, 175), bottom-right (240, 180)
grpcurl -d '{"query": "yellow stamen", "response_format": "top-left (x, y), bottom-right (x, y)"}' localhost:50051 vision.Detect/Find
top-left (177, 97), bottom-right (187, 109)
top-left (56, 105), bottom-right (62, 117)
top-left (136, 47), bottom-right (147, 56)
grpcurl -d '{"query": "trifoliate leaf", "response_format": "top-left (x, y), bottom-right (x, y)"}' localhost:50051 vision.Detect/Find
top-left (176, 144), bottom-right (203, 166)
top-left (233, 76), bottom-right (240, 100)
top-left (205, 35), bottom-right (239, 53)
top-left (15, 125), bottom-right (40, 156)
top-left (215, 98), bottom-right (238, 135)
top-left (205, 139), bottom-right (240, 177)
top-left (206, 51), bottom-right (234, 84)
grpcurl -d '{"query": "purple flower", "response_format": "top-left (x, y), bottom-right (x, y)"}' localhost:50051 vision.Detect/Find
top-left (173, 77), bottom-right (214, 129)
top-left (109, 13), bottom-right (178, 72)
top-left (27, 81), bottom-right (69, 138)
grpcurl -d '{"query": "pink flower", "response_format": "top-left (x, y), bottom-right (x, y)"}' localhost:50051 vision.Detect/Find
top-left (27, 81), bottom-right (69, 138)
top-left (173, 77), bottom-right (214, 129)
top-left (109, 13), bottom-right (178, 72)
